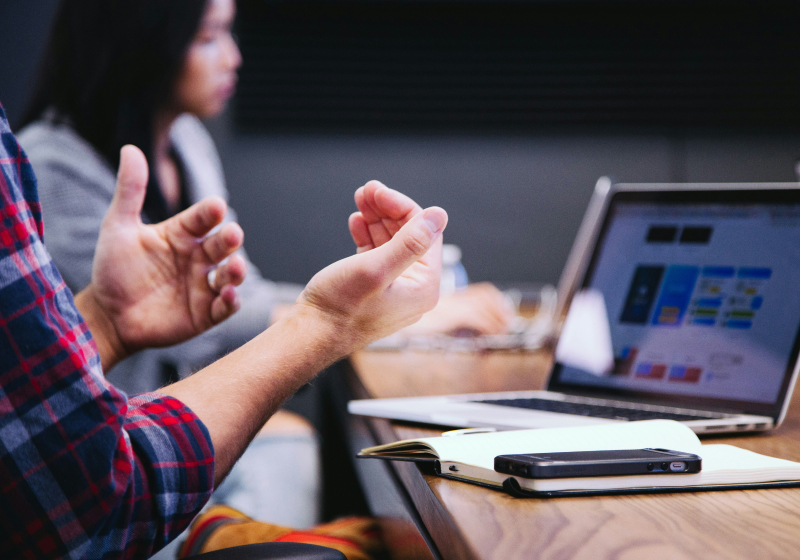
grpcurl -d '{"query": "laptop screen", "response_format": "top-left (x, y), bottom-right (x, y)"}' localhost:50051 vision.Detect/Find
top-left (548, 188), bottom-right (800, 418)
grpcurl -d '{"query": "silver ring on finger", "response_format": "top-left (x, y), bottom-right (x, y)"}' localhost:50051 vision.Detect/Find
top-left (207, 268), bottom-right (218, 292)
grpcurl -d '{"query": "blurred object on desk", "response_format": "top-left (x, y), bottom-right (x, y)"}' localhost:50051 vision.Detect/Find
top-left (368, 283), bottom-right (557, 352)
top-left (553, 288), bottom-right (615, 376)
top-left (440, 244), bottom-right (468, 297)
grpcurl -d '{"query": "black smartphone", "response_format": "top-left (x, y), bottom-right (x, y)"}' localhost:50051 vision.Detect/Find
top-left (494, 448), bottom-right (702, 479)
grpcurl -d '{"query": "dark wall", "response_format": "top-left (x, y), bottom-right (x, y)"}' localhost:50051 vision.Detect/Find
top-left (208, 117), bottom-right (800, 285)
top-left (0, 0), bottom-right (60, 124)
top-left (3, 0), bottom-right (800, 287)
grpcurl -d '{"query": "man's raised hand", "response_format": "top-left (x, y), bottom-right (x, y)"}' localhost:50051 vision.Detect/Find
top-left (297, 182), bottom-right (447, 355)
top-left (76, 145), bottom-right (247, 370)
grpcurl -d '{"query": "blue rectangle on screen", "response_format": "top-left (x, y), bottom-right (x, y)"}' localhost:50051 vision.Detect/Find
top-left (651, 266), bottom-right (699, 326)
top-left (693, 318), bottom-right (716, 326)
top-left (738, 267), bottom-right (772, 279)
top-left (726, 320), bottom-right (753, 329)
top-left (751, 296), bottom-right (763, 310)
top-left (702, 266), bottom-right (735, 278)
top-left (696, 298), bottom-right (722, 308)
top-left (669, 365), bottom-right (687, 379)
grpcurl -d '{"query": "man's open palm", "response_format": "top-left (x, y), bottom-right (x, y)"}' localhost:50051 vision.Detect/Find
top-left (88, 145), bottom-right (246, 359)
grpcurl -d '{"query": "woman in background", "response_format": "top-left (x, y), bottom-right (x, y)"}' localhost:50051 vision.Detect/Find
top-left (18, 0), bottom-right (513, 538)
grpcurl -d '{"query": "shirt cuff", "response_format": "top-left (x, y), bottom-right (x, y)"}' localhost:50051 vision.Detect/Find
top-left (124, 393), bottom-right (215, 549)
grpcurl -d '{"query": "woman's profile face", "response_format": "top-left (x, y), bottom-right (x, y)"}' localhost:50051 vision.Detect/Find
top-left (173, 0), bottom-right (242, 118)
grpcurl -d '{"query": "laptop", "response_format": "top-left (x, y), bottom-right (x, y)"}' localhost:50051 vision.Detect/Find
top-left (348, 180), bottom-right (800, 434)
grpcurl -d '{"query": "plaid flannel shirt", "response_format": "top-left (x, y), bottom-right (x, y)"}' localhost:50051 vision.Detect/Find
top-left (0, 104), bottom-right (215, 559)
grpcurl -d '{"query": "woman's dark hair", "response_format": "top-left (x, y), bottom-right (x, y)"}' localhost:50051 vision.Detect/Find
top-left (19, 0), bottom-right (208, 222)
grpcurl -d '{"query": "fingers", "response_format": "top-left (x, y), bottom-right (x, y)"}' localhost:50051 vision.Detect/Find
top-left (173, 196), bottom-right (229, 238)
top-left (356, 181), bottom-right (420, 222)
top-left (354, 181), bottom-right (422, 248)
top-left (207, 254), bottom-right (246, 325)
top-left (364, 206), bottom-right (447, 288)
top-left (201, 222), bottom-right (244, 264)
top-left (349, 212), bottom-right (374, 253)
top-left (372, 183), bottom-right (421, 224)
top-left (357, 184), bottom-right (393, 248)
top-left (106, 145), bottom-right (149, 225)
top-left (210, 283), bottom-right (241, 324)
top-left (210, 254), bottom-right (247, 291)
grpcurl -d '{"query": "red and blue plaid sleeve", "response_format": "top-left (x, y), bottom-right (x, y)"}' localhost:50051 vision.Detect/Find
top-left (0, 104), bottom-right (215, 559)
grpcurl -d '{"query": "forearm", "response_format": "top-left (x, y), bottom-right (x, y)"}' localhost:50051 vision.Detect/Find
top-left (160, 304), bottom-right (350, 485)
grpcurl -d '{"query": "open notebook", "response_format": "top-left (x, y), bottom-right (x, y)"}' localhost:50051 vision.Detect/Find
top-left (359, 420), bottom-right (800, 497)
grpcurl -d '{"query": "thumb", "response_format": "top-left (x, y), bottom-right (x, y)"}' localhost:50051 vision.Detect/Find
top-left (367, 206), bottom-right (448, 284)
top-left (107, 145), bottom-right (148, 224)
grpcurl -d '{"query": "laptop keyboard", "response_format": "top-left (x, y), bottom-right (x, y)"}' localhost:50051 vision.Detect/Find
top-left (475, 397), bottom-right (726, 422)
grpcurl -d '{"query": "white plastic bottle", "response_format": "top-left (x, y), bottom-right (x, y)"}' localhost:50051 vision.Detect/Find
top-left (440, 244), bottom-right (468, 297)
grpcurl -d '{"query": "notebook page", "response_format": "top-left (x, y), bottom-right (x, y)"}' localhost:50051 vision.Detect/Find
top-left (423, 420), bottom-right (701, 471)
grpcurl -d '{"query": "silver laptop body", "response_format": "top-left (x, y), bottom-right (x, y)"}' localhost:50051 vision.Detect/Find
top-left (349, 181), bottom-right (800, 434)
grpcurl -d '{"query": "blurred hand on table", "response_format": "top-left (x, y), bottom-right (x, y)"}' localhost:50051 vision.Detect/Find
top-left (404, 282), bottom-right (515, 337)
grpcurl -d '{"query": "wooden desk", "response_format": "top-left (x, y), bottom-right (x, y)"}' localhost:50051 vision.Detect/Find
top-left (343, 349), bottom-right (800, 560)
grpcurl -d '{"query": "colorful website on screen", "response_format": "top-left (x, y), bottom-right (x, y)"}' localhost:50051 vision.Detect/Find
top-left (558, 202), bottom-right (800, 404)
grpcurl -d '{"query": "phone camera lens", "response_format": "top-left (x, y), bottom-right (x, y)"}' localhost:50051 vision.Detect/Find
top-left (647, 463), bottom-right (654, 471)
top-left (661, 462), bottom-right (669, 471)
